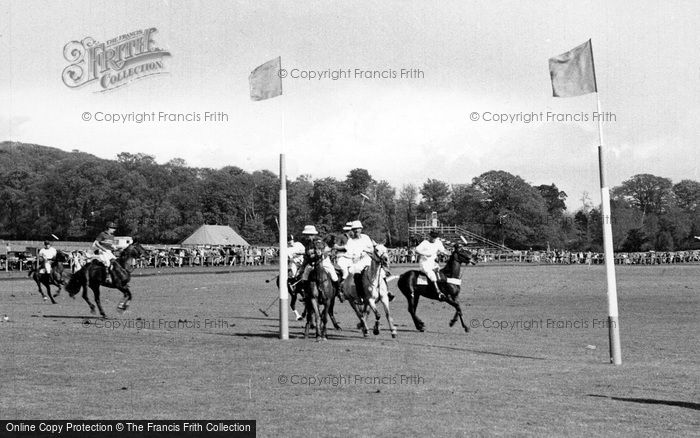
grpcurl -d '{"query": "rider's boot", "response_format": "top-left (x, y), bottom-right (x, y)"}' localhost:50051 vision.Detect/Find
top-left (336, 280), bottom-right (345, 302)
top-left (432, 280), bottom-right (446, 301)
top-left (104, 262), bottom-right (114, 285)
top-left (353, 272), bottom-right (365, 301)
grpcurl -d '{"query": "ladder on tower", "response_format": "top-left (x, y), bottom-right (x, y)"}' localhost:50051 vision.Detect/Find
top-left (408, 224), bottom-right (512, 252)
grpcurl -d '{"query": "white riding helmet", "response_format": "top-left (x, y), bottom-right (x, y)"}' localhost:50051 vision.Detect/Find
top-left (301, 225), bottom-right (319, 235)
top-left (350, 220), bottom-right (363, 230)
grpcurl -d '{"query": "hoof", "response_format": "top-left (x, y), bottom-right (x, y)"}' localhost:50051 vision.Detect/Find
top-left (417, 326), bottom-right (425, 332)
top-left (90, 308), bottom-right (96, 315)
top-left (373, 327), bottom-right (380, 336)
top-left (449, 320), bottom-right (457, 327)
top-left (43, 296), bottom-right (48, 301)
top-left (464, 327), bottom-right (470, 333)
top-left (334, 325), bottom-right (342, 331)
top-left (100, 313), bottom-right (106, 319)
top-left (391, 332), bottom-right (397, 338)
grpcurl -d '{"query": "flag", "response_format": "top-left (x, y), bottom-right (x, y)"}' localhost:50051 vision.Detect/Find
top-left (249, 57), bottom-right (282, 101)
top-left (549, 40), bottom-right (597, 97)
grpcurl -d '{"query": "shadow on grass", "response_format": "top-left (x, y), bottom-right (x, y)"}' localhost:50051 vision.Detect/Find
top-left (38, 314), bottom-right (105, 319)
top-left (588, 394), bottom-right (700, 411)
top-left (400, 340), bottom-right (547, 361)
top-left (223, 329), bottom-right (370, 341)
top-left (228, 315), bottom-right (278, 322)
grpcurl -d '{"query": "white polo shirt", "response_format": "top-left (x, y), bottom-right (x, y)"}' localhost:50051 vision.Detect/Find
top-left (415, 238), bottom-right (446, 263)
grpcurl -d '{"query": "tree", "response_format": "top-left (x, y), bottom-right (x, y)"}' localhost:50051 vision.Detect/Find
top-left (343, 168), bottom-right (373, 196)
top-left (471, 171), bottom-right (549, 248)
top-left (673, 180), bottom-right (700, 211)
top-left (419, 179), bottom-right (451, 216)
top-left (395, 184), bottom-right (419, 245)
top-left (612, 174), bottom-right (673, 217)
top-left (537, 184), bottom-right (567, 217)
top-left (310, 178), bottom-right (343, 234)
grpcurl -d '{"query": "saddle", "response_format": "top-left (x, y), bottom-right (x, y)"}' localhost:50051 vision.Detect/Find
top-left (415, 270), bottom-right (461, 286)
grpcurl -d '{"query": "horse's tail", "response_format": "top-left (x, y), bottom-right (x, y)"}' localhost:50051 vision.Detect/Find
top-left (65, 267), bottom-right (85, 297)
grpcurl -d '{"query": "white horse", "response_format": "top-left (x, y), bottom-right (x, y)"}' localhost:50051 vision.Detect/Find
top-left (342, 244), bottom-right (397, 338)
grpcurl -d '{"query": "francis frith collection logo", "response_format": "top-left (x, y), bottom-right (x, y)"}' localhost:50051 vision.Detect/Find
top-left (62, 28), bottom-right (170, 92)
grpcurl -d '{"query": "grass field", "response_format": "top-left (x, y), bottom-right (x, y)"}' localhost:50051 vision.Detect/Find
top-left (1, 264), bottom-right (698, 437)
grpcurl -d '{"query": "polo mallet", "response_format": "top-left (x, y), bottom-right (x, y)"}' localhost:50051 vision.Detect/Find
top-left (259, 297), bottom-right (279, 317)
top-left (358, 193), bottom-right (370, 219)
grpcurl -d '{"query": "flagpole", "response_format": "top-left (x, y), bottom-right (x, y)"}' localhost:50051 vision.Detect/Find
top-left (279, 153), bottom-right (289, 340)
top-left (595, 93), bottom-right (622, 365)
top-left (278, 66), bottom-right (289, 339)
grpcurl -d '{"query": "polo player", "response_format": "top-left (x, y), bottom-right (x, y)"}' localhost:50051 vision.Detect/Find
top-left (92, 221), bottom-right (118, 274)
top-left (38, 240), bottom-right (60, 284)
top-left (415, 228), bottom-right (450, 301)
top-left (345, 220), bottom-right (375, 297)
top-left (287, 234), bottom-right (306, 279)
top-left (299, 225), bottom-right (339, 284)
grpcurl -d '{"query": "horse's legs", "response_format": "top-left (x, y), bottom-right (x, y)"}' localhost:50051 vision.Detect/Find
top-left (81, 285), bottom-right (96, 314)
top-left (327, 289), bottom-right (342, 330)
top-left (91, 285), bottom-right (106, 318)
top-left (319, 296), bottom-right (329, 340)
top-left (117, 286), bottom-right (132, 310)
top-left (35, 278), bottom-right (48, 301)
top-left (290, 291), bottom-right (303, 320)
top-left (379, 293), bottom-right (397, 338)
top-left (46, 283), bottom-right (57, 304)
top-left (348, 300), bottom-right (369, 336)
top-left (310, 297), bottom-right (321, 340)
top-left (366, 298), bottom-right (382, 336)
top-left (408, 289), bottom-right (425, 332)
top-left (443, 295), bottom-right (469, 333)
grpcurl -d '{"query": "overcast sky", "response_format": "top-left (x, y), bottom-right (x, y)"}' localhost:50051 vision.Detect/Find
top-left (1, 0), bottom-right (698, 211)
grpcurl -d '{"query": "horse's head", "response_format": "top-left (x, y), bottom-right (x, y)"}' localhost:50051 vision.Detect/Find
top-left (123, 243), bottom-right (148, 260)
top-left (55, 250), bottom-right (71, 263)
top-left (370, 244), bottom-right (390, 267)
top-left (453, 243), bottom-right (478, 266)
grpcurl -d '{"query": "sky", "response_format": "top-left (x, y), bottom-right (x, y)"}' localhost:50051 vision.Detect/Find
top-left (1, 0), bottom-right (698, 211)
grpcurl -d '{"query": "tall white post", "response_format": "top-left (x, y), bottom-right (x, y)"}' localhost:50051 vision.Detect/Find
top-left (596, 95), bottom-right (622, 365)
top-left (279, 154), bottom-right (289, 340)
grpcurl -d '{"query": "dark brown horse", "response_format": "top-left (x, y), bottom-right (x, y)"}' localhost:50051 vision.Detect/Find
top-left (302, 255), bottom-right (335, 340)
top-left (65, 243), bottom-right (147, 317)
top-left (397, 243), bottom-right (478, 332)
top-left (273, 269), bottom-right (306, 320)
top-left (28, 250), bottom-right (71, 304)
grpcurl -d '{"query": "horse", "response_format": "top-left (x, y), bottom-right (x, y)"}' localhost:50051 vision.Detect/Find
top-left (302, 255), bottom-right (334, 340)
top-left (274, 267), bottom-right (306, 320)
top-left (397, 243), bottom-right (478, 333)
top-left (28, 250), bottom-right (71, 304)
top-left (65, 243), bottom-right (147, 317)
top-left (341, 244), bottom-right (397, 338)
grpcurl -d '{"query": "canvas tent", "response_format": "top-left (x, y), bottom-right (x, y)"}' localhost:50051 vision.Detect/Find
top-left (180, 225), bottom-right (250, 247)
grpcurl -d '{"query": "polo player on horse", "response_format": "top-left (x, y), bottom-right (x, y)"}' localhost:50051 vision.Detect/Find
top-left (38, 240), bottom-right (62, 286)
top-left (299, 225), bottom-right (339, 286)
top-left (343, 220), bottom-right (376, 299)
top-left (91, 221), bottom-right (118, 283)
top-left (415, 228), bottom-right (450, 301)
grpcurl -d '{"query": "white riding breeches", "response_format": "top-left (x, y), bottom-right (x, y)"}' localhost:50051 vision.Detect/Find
top-left (419, 259), bottom-right (439, 282)
top-left (337, 257), bottom-right (352, 279)
top-left (301, 258), bottom-right (338, 282)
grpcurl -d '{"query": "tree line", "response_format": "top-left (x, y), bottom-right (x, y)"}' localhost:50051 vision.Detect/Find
top-left (1, 142), bottom-right (698, 251)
